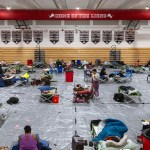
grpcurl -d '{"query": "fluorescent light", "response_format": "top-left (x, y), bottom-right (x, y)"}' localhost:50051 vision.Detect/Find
top-left (146, 6), bottom-right (149, 10)
top-left (6, 6), bottom-right (11, 10)
top-left (76, 6), bottom-right (79, 10)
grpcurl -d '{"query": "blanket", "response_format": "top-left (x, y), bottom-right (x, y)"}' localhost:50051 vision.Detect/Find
top-left (92, 118), bottom-right (128, 142)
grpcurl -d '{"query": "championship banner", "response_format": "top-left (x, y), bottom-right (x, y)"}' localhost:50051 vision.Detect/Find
top-left (0, 10), bottom-right (150, 20)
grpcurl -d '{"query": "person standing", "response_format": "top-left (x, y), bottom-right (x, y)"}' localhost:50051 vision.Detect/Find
top-left (91, 69), bottom-right (100, 98)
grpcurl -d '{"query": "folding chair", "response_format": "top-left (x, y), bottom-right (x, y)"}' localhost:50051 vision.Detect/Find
top-left (114, 73), bottom-right (132, 84)
top-left (99, 76), bottom-right (109, 83)
top-left (84, 69), bottom-right (92, 82)
top-left (39, 87), bottom-right (57, 103)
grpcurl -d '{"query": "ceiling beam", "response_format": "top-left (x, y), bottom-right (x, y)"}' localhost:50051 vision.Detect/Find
top-left (117, 0), bottom-right (142, 9)
top-left (95, 0), bottom-right (103, 9)
top-left (53, 0), bottom-right (60, 9)
top-left (14, 0), bottom-right (40, 9)
top-left (54, 0), bottom-right (68, 9)
top-left (31, 0), bottom-right (43, 9)
top-left (87, 0), bottom-right (103, 10)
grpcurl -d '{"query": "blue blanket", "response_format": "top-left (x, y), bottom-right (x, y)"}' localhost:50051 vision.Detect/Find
top-left (92, 118), bottom-right (128, 142)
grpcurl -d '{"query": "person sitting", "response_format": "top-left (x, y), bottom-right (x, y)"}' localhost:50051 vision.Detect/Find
top-left (145, 60), bottom-right (150, 67)
top-left (92, 118), bottom-right (128, 142)
top-left (100, 68), bottom-right (108, 80)
top-left (134, 60), bottom-right (140, 67)
top-left (0, 64), bottom-right (11, 79)
top-left (118, 70), bottom-right (125, 78)
top-left (0, 60), bottom-right (7, 66)
top-left (0, 64), bottom-right (5, 87)
top-left (12, 125), bottom-right (51, 150)
top-left (18, 125), bottom-right (39, 150)
top-left (0, 64), bottom-right (3, 75)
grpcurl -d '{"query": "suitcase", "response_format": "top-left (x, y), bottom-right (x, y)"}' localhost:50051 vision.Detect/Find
top-left (72, 135), bottom-right (85, 150)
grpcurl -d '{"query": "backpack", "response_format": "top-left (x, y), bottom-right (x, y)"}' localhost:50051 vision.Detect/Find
top-left (113, 93), bottom-right (124, 102)
top-left (7, 97), bottom-right (19, 105)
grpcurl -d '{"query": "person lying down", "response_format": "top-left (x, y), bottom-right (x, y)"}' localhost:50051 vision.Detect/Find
top-left (92, 118), bottom-right (128, 142)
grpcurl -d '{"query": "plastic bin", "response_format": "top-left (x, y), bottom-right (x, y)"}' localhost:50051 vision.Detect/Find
top-left (65, 71), bottom-right (74, 82)
top-left (27, 59), bottom-right (33, 66)
top-left (142, 128), bottom-right (150, 150)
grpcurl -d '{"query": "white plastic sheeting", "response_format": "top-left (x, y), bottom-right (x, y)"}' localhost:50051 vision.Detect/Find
top-left (0, 68), bottom-right (150, 149)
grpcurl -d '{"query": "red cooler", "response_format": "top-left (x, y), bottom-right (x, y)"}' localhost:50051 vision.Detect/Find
top-left (27, 59), bottom-right (33, 66)
top-left (65, 71), bottom-right (74, 82)
top-left (52, 95), bottom-right (59, 103)
top-left (142, 128), bottom-right (150, 150)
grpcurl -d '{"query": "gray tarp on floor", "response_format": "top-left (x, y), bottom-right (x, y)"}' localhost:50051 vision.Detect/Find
top-left (0, 68), bottom-right (150, 149)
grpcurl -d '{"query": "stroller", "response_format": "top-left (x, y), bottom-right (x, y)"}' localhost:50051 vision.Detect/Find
top-left (118, 85), bottom-right (142, 103)
top-left (84, 69), bottom-right (92, 82)
top-left (73, 84), bottom-right (93, 103)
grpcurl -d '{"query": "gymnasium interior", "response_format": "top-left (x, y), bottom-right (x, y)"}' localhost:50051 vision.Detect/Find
top-left (0, 0), bottom-right (150, 150)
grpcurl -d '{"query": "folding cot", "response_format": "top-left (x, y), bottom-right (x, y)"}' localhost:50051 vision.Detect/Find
top-left (118, 85), bottom-right (142, 103)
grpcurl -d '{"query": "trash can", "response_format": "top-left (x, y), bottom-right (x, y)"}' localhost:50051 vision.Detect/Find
top-left (65, 71), bottom-right (74, 82)
top-left (27, 59), bottom-right (33, 66)
top-left (142, 128), bottom-right (150, 150)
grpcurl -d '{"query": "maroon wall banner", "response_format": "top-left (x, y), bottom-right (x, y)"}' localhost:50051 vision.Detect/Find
top-left (0, 10), bottom-right (150, 20)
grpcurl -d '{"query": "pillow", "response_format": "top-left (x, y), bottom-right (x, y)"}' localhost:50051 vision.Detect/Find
top-left (96, 121), bottom-right (105, 135)
top-left (38, 86), bottom-right (55, 92)
top-left (106, 134), bottom-right (128, 148)
top-left (77, 90), bottom-right (91, 94)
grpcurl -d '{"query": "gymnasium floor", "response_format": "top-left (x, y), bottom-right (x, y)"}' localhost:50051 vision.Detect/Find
top-left (0, 68), bottom-right (150, 149)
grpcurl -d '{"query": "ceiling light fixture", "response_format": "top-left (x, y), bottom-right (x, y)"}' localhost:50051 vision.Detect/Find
top-left (146, 5), bottom-right (149, 10)
top-left (76, 6), bottom-right (79, 10)
top-left (6, 6), bottom-right (11, 10)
